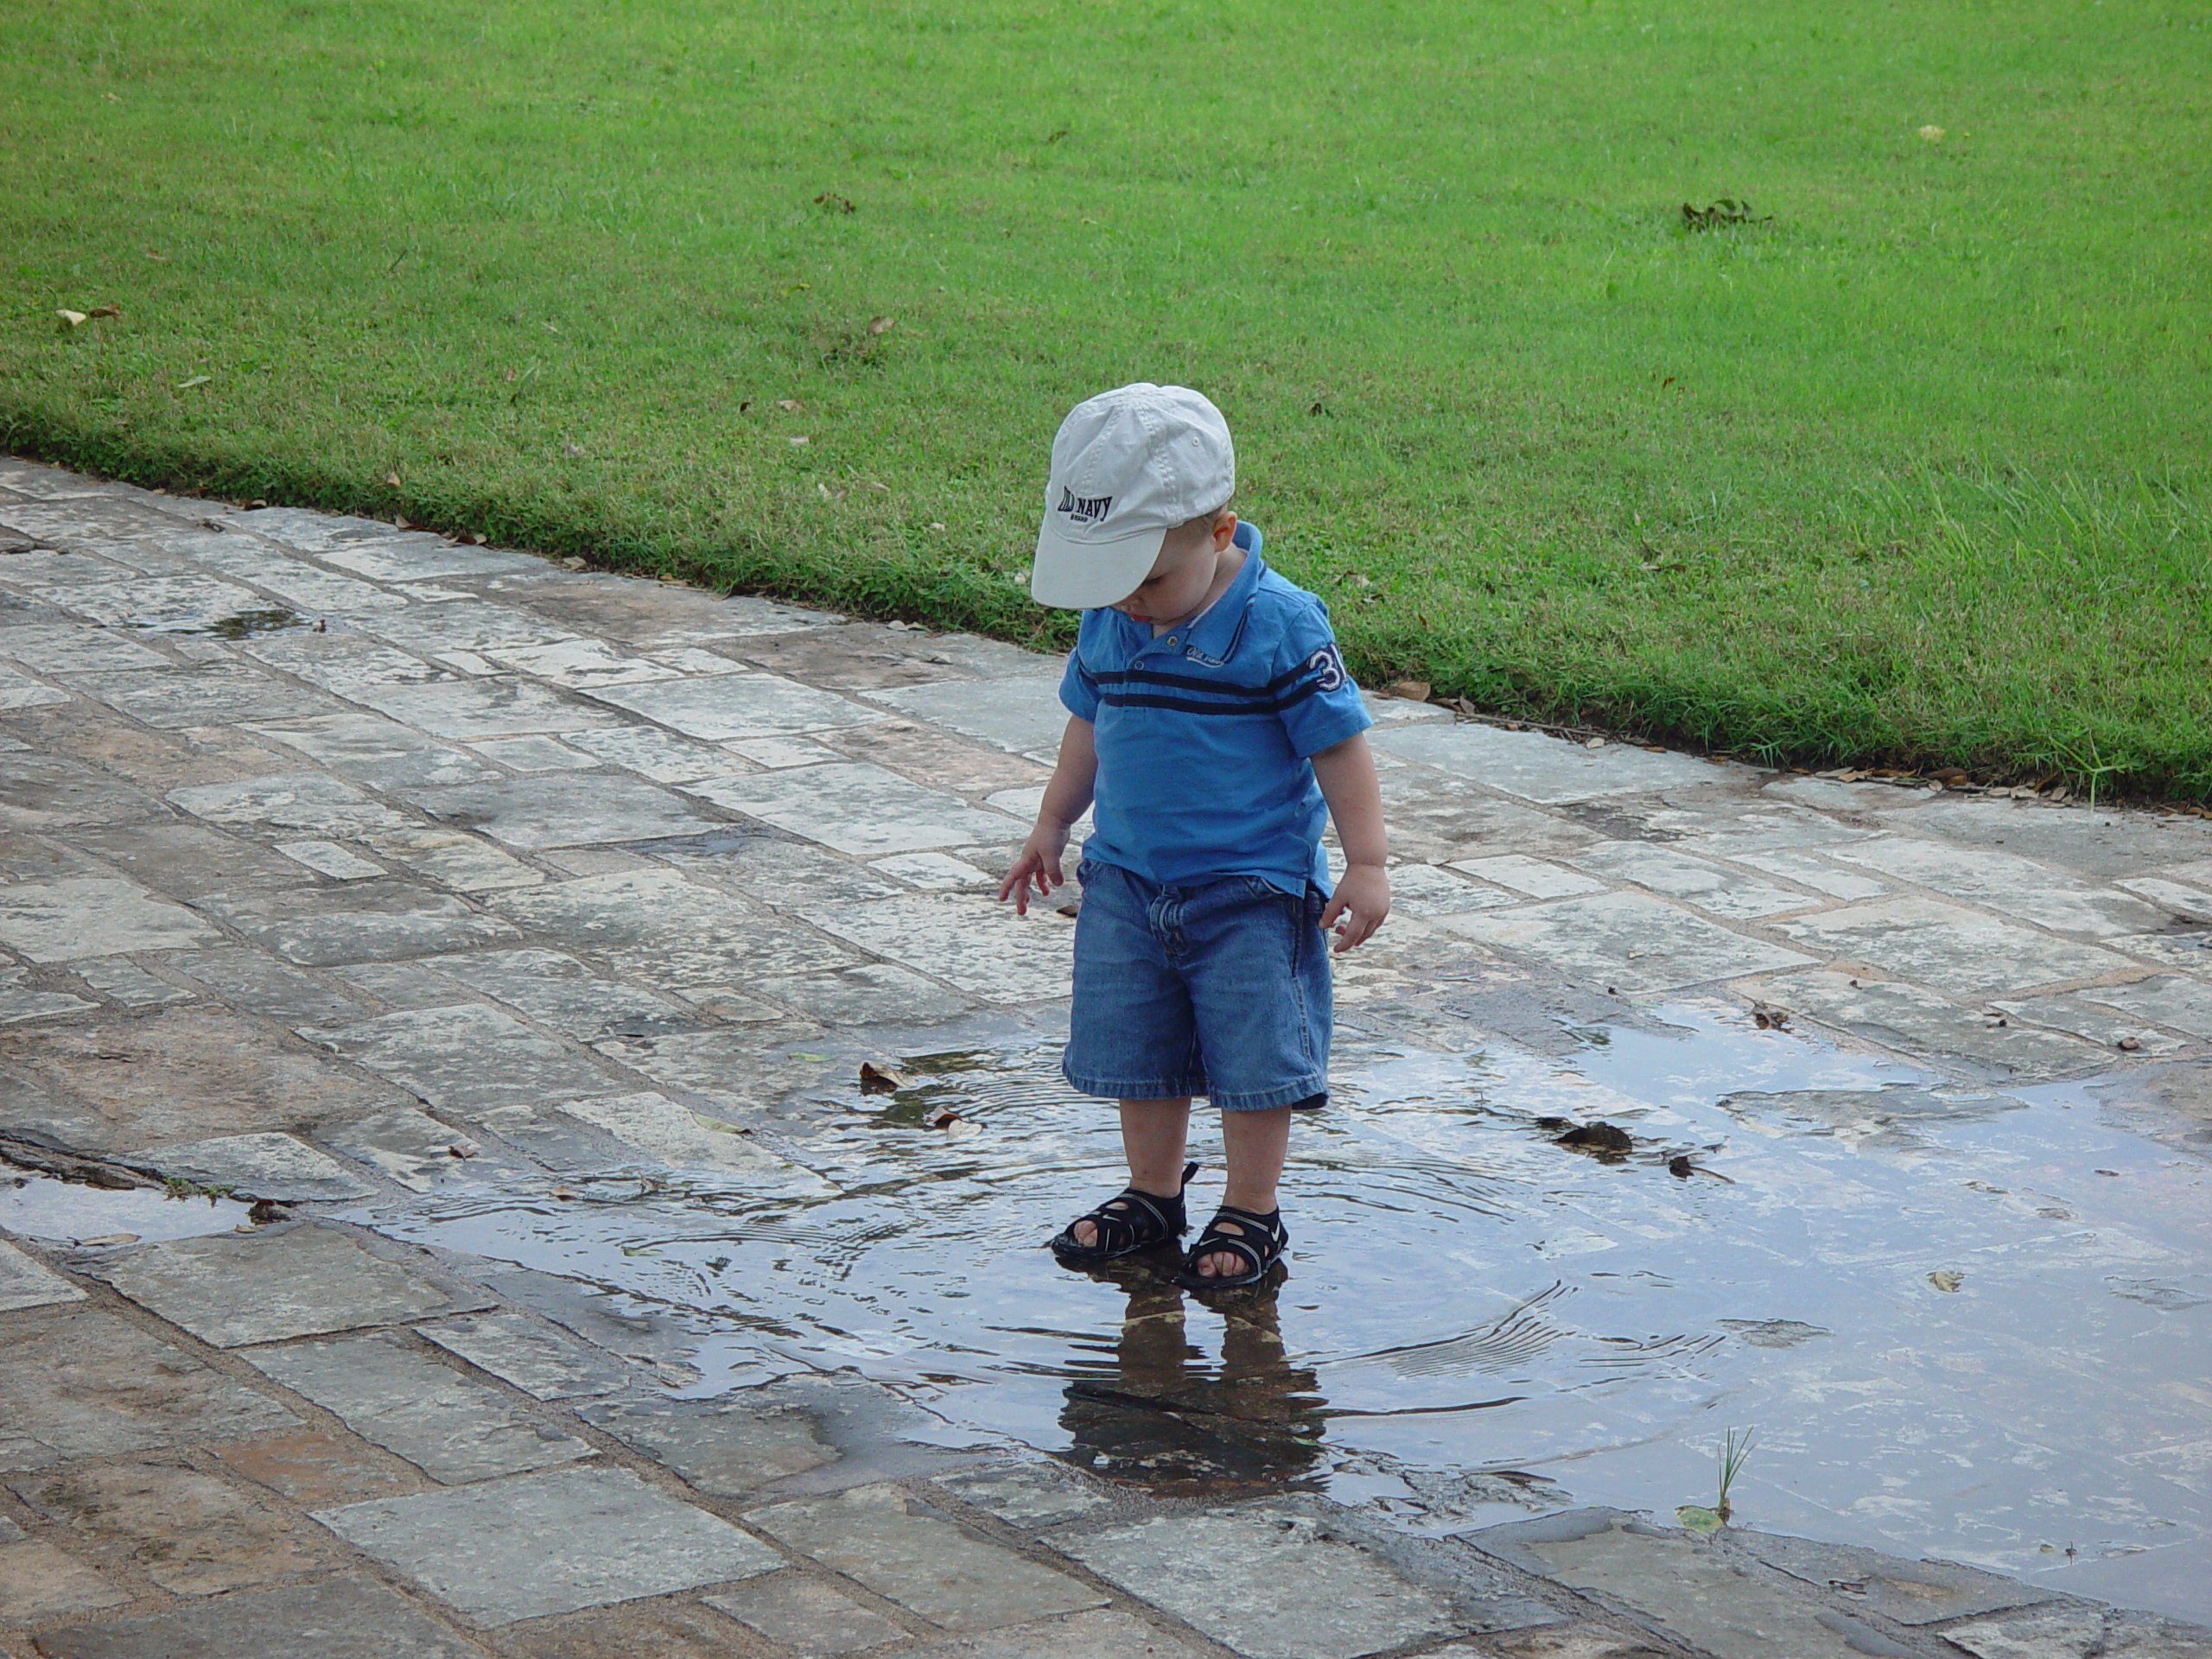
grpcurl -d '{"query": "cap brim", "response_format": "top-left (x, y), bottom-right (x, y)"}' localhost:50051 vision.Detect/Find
top-left (1029, 520), bottom-right (1166, 610)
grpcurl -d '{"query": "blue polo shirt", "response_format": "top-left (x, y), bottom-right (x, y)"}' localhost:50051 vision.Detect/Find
top-left (1058, 523), bottom-right (1372, 896)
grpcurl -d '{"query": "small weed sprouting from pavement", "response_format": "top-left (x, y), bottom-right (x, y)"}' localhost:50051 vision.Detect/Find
top-left (1678, 1426), bottom-right (1757, 1532)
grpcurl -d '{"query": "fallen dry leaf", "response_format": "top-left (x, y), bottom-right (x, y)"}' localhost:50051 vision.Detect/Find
top-left (447, 1140), bottom-right (480, 1159)
top-left (57, 309), bottom-right (89, 327)
top-left (1584, 736), bottom-right (1606, 749)
top-left (561, 556), bottom-right (586, 570)
top-left (1928, 1269), bottom-right (1965, 1293)
top-left (778, 398), bottom-right (804, 411)
top-left (1384, 679), bottom-right (1431, 702)
top-left (175, 375), bottom-right (211, 390)
top-left (551, 1184), bottom-right (579, 1200)
top-left (85, 303), bottom-right (121, 319)
top-left (78, 1232), bottom-right (141, 1247)
top-left (790, 435), bottom-right (810, 446)
top-left (868, 315), bottom-right (895, 334)
top-left (859, 1061), bottom-right (912, 1095)
top-left (1918, 124), bottom-right (1945, 142)
top-left (385, 471), bottom-right (402, 487)
top-left (925, 1106), bottom-right (962, 1129)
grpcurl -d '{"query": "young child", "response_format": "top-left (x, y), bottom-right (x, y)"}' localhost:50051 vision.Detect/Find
top-left (999, 383), bottom-right (1389, 1290)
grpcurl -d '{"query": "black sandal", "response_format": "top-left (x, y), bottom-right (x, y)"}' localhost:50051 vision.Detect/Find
top-left (1050, 1162), bottom-right (1198, 1264)
top-left (1173, 1205), bottom-right (1288, 1290)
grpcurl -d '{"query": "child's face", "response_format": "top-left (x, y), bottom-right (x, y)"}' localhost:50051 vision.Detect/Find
top-left (1111, 512), bottom-right (1237, 626)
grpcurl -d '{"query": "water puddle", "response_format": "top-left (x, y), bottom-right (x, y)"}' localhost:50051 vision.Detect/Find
top-left (124, 607), bottom-right (308, 638)
top-left (1, 1171), bottom-right (257, 1244)
top-left (358, 1004), bottom-right (2212, 1624)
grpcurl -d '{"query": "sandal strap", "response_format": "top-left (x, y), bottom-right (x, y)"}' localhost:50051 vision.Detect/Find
top-left (1178, 1204), bottom-right (1287, 1286)
top-left (1053, 1161), bottom-right (1198, 1259)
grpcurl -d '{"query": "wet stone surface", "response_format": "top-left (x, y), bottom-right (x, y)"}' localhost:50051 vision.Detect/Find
top-left (3, 464), bottom-right (2212, 1658)
top-left (315, 1465), bottom-right (784, 1624)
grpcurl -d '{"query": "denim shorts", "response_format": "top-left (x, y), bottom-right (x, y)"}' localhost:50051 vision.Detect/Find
top-left (1063, 857), bottom-right (1332, 1112)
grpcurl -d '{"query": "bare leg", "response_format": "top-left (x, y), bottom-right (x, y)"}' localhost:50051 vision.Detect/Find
top-left (1071, 1097), bottom-right (1192, 1249)
top-left (1198, 1105), bottom-right (1293, 1278)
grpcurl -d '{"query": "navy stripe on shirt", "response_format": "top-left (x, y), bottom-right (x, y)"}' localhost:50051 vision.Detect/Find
top-left (1094, 678), bottom-right (1327, 717)
top-left (1087, 661), bottom-right (1320, 698)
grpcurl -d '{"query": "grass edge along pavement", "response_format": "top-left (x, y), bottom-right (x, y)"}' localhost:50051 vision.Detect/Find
top-left (12, 435), bottom-right (2208, 816)
top-left (8, 0), bottom-right (2209, 796)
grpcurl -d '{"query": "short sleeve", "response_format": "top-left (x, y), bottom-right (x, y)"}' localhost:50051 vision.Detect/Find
top-left (1059, 643), bottom-right (1101, 722)
top-left (1273, 601), bottom-right (1371, 759)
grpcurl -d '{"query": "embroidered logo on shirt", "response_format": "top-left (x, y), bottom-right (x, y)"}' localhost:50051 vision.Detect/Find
top-left (1058, 486), bottom-right (1113, 525)
top-left (1304, 645), bottom-right (1348, 690)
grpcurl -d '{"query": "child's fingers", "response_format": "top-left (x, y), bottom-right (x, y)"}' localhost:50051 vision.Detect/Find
top-left (1318, 894), bottom-right (1348, 933)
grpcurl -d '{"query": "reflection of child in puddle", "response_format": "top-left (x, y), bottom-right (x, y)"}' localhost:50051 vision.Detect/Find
top-left (1058, 1273), bottom-right (1327, 1494)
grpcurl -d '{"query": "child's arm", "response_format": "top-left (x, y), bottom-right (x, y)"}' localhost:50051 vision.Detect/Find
top-left (998, 715), bottom-right (1098, 915)
top-left (1312, 731), bottom-right (1389, 951)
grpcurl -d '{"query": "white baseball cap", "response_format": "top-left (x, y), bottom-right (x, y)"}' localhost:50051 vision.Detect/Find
top-left (1030, 383), bottom-right (1236, 609)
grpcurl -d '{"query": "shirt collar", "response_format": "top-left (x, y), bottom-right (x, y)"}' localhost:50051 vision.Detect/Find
top-left (1176, 521), bottom-right (1264, 665)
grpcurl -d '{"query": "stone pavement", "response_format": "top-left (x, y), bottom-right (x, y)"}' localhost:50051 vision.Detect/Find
top-left (1, 454), bottom-right (2210, 1659)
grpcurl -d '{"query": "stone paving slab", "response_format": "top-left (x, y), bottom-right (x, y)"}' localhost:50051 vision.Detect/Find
top-left (87, 1224), bottom-right (489, 1347)
top-left (1774, 899), bottom-right (2134, 997)
top-left (416, 1311), bottom-right (635, 1401)
top-left (1058, 1503), bottom-right (1471, 1659)
top-left (1943, 1603), bottom-right (2212, 1658)
top-left (863, 673), bottom-right (1070, 755)
top-left (0, 1535), bottom-right (130, 1625)
top-left (301, 1005), bottom-right (632, 1113)
top-left (0, 877), bottom-right (223, 961)
top-left (1731, 1528), bottom-right (2057, 1625)
top-left (899, 1607), bottom-right (1212, 1659)
top-left (700, 1572), bottom-right (911, 1654)
top-left (1440, 891), bottom-right (1817, 993)
top-left (0, 1237), bottom-right (85, 1312)
top-left (685, 761), bottom-right (1024, 856)
top-left (28, 1574), bottom-right (499, 1659)
top-left (0, 1307), bottom-right (299, 1469)
top-left (749, 1481), bottom-right (1106, 1631)
top-left (1752, 969), bottom-right (2107, 1080)
top-left (1466, 1513), bottom-right (1902, 1659)
top-left (587, 671), bottom-right (882, 741)
top-left (488, 868), bottom-right (858, 989)
top-left (577, 1373), bottom-right (976, 1499)
top-left (0, 1009), bottom-right (405, 1150)
top-left (1369, 722), bottom-right (1730, 804)
top-left (165, 948), bottom-right (369, 1022)
top-left (127, 1131), bottom-right (378, 1201)
top-left (315, 1464), bottom-right (784, 1624)
top-left (245, 1332), bottom-right (594, 1483)
top-left (8, 1457), bottom-right (334, 1595)
top-left (404, 773), bottom-right (720, 850)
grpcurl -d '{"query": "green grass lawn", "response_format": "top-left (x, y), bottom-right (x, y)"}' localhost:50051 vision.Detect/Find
top-left (4, 0), bottom-right (2209, 793)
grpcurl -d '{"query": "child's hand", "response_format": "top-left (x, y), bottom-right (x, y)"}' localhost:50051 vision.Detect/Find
top-left (999, 823), bottom-right (1072, 915)
top-left (1321, 864), bottom-right (1390, 952)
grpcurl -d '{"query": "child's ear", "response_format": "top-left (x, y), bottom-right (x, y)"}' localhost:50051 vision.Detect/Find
top-left (1213, 510), bottom-right (1239, 550)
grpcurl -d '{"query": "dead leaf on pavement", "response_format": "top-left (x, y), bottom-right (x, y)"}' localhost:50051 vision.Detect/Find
top-left (1383, 679), bottom-right (1431, 702)
top-left (1928, 1269), bottom-right (1964, 1293)
top-left (860, 1061), bottom-right (912, 1095)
